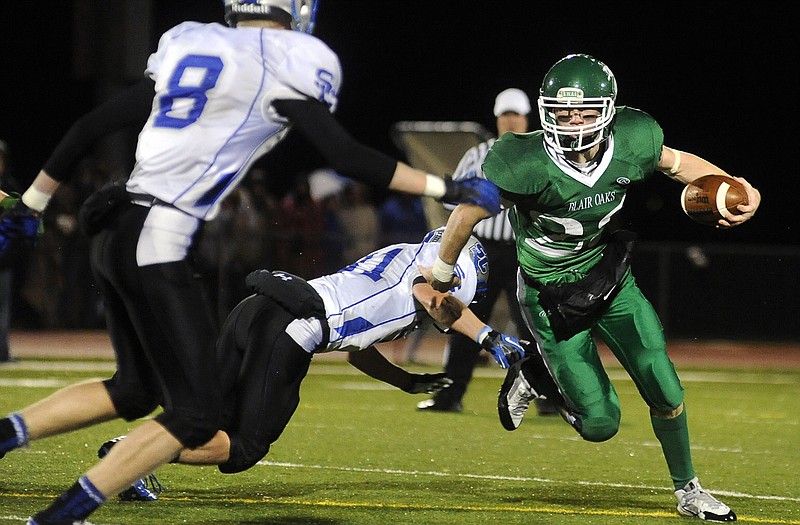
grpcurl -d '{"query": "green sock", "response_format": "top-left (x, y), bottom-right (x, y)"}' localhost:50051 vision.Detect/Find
top-left (651, 407), bottom-right (695, 489)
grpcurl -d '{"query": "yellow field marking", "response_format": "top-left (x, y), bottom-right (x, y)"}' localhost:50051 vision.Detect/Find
top-left (4, 494), bottom-right (799, 524)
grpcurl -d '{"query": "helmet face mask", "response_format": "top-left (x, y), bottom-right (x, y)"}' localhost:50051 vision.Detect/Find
top-left (223, 0), bottom-right (318, 33)
top-left (537, 54), bottom-right (617, 153)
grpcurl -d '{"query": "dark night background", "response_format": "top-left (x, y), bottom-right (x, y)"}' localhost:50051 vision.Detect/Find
top-left (0, 1), bottom-right (795, 246)
top-left (0, 1), bottom-right (797, 340)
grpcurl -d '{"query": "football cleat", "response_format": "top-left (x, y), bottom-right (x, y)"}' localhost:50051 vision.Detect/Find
top-left (117, 474), bottom-right (163, 502)
top-left (675, 477), bottom-right (737, 522)
top-left (96, 435), bottom-right (126, 458)
top-left (97, 435), bottom-right (164, 501)
top-left (497, 360), bottom-right (539, 431)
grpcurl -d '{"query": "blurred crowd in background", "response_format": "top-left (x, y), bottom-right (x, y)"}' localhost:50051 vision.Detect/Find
top-left (2, 148), bottom-right (433, 335)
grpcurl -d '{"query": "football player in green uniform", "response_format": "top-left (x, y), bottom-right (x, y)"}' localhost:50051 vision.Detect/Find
top-left (429, 54), bottom-right (760, 522)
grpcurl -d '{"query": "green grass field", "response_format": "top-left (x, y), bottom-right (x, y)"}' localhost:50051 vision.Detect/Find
top-left (1, 356), bottom-right (798, 525)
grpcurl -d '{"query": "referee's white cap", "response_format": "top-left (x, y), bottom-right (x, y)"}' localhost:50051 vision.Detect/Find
top-left (493, 88), bottom-right (531, 117)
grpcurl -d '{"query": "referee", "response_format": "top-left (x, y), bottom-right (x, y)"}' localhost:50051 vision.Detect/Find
top-left (417, 88), bottom-right (557, 415)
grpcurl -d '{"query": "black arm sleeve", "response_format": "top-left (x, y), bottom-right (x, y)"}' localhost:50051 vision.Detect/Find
top-left (43, 77), bottom-right (155, 182)
top-left (272, 98), bottom-right (397, 189)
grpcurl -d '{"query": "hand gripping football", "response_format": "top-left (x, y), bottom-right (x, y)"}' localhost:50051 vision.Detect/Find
top-left (680, 174), bottom-right (748, 226)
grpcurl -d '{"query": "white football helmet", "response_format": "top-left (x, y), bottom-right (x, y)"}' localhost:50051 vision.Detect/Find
top-left (223, 0), bottom-right (318, 33)
top-left (422, 227), bottom-right (489, 304)
top-left (537, 54), bottom-right (617, 152)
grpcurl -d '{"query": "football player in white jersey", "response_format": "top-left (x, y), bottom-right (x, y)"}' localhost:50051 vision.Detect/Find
top-left (0, 2), bottom-right (500, 524)
top-left (108, 228), bottom-right (532, 474)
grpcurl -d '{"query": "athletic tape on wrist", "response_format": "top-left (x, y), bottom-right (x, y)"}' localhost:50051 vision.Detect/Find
top-left (668, 149), bottom-right (682, 175)
top-left (21, 186), bottom-right (52, 212)
top-left (476, 325), bottom-right (492, 344)
top-left (431, 256), bottom-right (455, 284)
top-left (423, 174), bottom-right (446, 198)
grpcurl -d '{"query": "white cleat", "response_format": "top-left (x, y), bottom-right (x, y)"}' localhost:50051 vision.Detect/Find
top-left (675, 477), bottom-right (737, 522)
top-left (497, 361), bottom-right (538, 431)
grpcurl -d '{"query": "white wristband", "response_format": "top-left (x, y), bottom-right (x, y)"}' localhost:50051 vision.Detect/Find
top-left (668, 148), bottom-right (682, 175)
top-left (21, 186), bottom-right (52, 212)
top-left (431, 255), bottom-right (455, 284)
top-left (423, 174), bottom-right (446, 198)
top-left (476, 325), bottom-right (492, 344)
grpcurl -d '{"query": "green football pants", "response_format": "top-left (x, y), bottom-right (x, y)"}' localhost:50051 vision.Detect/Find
top-left (523, 270), bottom-right (685, 442)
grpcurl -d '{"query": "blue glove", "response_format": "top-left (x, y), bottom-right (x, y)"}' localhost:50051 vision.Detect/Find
top-left (480, 329), bottom-right (527, 369)
top-left (0, 195), bottom-right (42, 256)
top-left (441, 175), bottom-right (501, 215)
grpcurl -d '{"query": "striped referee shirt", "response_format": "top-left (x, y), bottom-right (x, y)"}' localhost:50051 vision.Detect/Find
top-left (449, 138), bottom-right (515, 243)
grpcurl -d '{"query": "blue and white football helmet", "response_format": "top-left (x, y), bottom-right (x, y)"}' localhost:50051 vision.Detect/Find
top-left (422, 227), bottom-right (489, 304)
top-left (223, 0), bottom-right (318, 33)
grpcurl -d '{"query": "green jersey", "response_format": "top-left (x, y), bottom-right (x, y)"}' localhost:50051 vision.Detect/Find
top-left (483, 106), bottom-right (663, 283)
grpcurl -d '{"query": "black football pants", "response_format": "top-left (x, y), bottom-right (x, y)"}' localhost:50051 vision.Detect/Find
top-left (216, 294), bottom-right (312, 474)
top-left (91, 202), bottom-right (222, 448)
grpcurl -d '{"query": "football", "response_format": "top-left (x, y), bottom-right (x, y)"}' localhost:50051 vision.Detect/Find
top-left (680, 174), bottom-right (748, 226)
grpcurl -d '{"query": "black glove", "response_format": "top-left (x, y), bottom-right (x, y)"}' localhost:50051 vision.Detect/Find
top-left (403, 373), bottom-right (453, 394)
top-left (0, 195), bottom-right (43, 256)
top-left (440, 174), bottom-right (501, 215)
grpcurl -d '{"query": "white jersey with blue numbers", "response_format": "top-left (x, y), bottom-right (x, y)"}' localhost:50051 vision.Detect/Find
top-left (309, 241), bottom-right (479, 353)
top-left (126, 22), bottom-right (341, 220)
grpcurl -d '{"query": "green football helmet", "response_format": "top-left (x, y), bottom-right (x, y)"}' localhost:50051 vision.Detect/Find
top-left (537, 54), bottom-right (617, 152)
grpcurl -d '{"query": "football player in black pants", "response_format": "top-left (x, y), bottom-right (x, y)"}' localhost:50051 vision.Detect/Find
top-left (102, 230), bottom-right (534, 474)
top-left (0, 2), bottom-right (500, 523)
